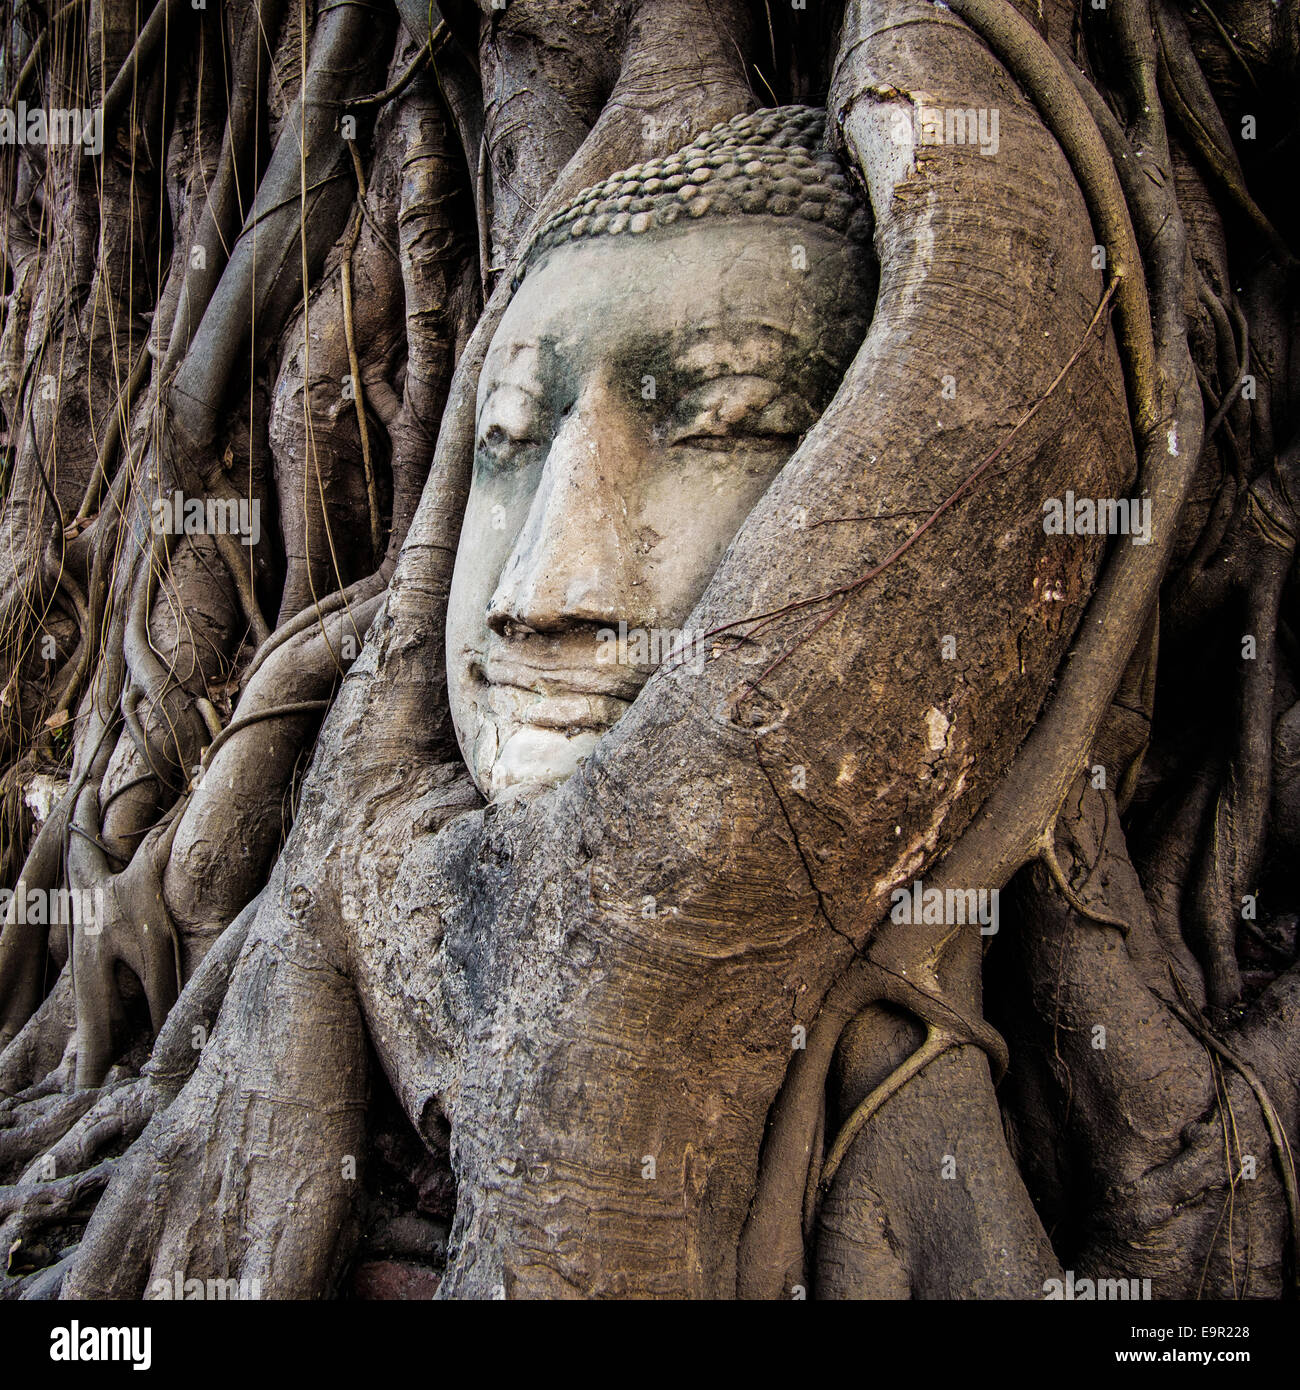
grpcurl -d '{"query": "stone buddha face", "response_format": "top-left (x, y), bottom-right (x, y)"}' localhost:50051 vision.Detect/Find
top-left (446, 108), bottom-right (876, 800)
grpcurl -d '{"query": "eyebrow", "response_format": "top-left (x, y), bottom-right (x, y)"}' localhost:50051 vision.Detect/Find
top-left (668, 323), bottom-right (802, 380)
top-left (478, 337), bottom-right (546, 396)
top-left (475, 378), bottom-right (547, 430)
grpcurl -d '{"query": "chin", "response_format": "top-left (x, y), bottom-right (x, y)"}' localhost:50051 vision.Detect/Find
top-left (480, 723), bottom-right (605, 799)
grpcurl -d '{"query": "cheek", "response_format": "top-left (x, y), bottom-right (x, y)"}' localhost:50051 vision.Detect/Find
top-left (478, 482), bottom-right (527, 550)
top-left (448, 482), bottom-right (529, 639)
top-left (635, 451), bottom-right (789, 600)
top-left (468, 473), bottom-right (536, 564)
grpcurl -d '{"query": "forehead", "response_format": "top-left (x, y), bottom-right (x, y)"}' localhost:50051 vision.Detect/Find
top-left (482, 218), bottom-right (865, 392)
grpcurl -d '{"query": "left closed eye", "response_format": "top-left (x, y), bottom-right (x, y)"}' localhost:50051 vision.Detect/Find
top-left (667, 427), bottom-right (794, 451)
top-left (665, 378), bottom-right (815, 450)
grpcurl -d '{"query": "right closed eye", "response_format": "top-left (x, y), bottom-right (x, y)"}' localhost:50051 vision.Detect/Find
top-left (477, 423), bottom-right (546, 470)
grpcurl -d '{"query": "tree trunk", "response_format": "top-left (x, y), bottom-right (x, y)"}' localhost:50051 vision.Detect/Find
top-left (1, 0), bottom-right (1297, 1300)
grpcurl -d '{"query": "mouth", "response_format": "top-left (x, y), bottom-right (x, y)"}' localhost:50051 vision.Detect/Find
top-left (473, 650), bottom-right (645, 730)
top-left (486, 683), bottom-right (630, 733)
top-left (460, 645), bottom-right (651, 797)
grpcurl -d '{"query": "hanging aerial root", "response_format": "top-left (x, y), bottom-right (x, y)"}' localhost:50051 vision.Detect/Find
top-left (819, 1025), bottom-right (963, 1188)
top-left (1152, 0), bottom-right (1293, 269)
top-left (739, 949), bottom-right (1009, 1295)
top-left (1035, 823), bottom-right (1132, 936)
top-left (74, 343), bottom-right (153, 523)
top-left (341, 144), bottom-right (382, 564)
top-left (814, 944), bottom-right (1013, 1192)
top-left (1164, 982), bottom-right (1300, 1290)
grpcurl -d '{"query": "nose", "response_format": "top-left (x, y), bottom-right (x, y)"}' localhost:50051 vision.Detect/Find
top-left (487, 386), bottom-right (644, 636)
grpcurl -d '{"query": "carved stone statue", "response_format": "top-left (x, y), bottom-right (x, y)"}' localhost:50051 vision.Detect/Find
top-left (446, 108), bottom-right (876, 798)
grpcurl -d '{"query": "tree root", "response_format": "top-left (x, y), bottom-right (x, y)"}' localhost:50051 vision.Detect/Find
top-left (1036, 825), bottom-right (1132, 936)
top-left (0, 1090), bottom-right (98, 1179)
top-left (0, 1073), bottom-right (152, 1267)
top-left (1164, 990), bottom-right (1300, 1289)
top-left (14, 1078), bottom-right (151, 1183)
top-left (819, 1025), bottom-right (963, 1188)
top-left (1, 1158), bottom-right (117, 1273)
top-left (935, 0), bottom-right (1199, 894)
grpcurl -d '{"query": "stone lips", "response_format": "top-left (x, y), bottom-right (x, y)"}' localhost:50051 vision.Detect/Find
top-left (515, 106), bottom-right (873, 287)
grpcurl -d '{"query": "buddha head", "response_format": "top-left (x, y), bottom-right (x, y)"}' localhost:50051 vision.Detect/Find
top-left (446, 107), bottom-right (877, 800)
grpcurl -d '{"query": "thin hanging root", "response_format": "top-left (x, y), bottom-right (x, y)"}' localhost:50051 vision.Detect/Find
top-left (1152, 0), bottom-right (1293, 269)
top-left (341, 271), bottom-right (380, 563)
top-left (341, 145), bottom-right (382, 565)
top-left (241, 569), bottom-right (384, 692)
top-left (1165, 988), bottom-right (1300, 1292)
top-left (346, 24), bottom-right (445, 111)
top-left (1035, 825), bottom-right (1131, 936)
top-left (802, 1101), bottom-right (824, 1243)
top-left (48, 569), bottom-right (92, 724)
top-left (819, 1026), bottom-right (962, 1189)
top-left (212, 528), bottom-right (270, 648)
top-left (701, 282), bottom-right (1121, 694)
top-left (75, 343), bottom-right (153, 523)
top-left (195, 698), bottom-right (331, 771)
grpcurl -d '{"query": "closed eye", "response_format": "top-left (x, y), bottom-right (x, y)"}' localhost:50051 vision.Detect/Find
top-left (476, 430), bottom-right (547, 478)
top-left (668, 427), bottom-right (795, 451)
top-left (482, 423), bottom-right (542, 451)
top-left (476, 384), bottom-right (549, 470)
top-left (666, 378), bottom-right (815, 450)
